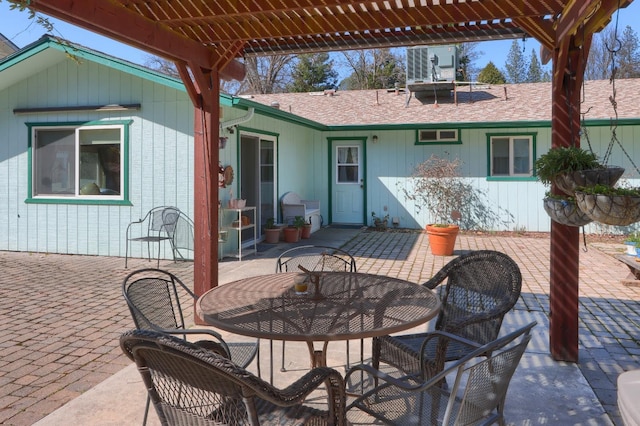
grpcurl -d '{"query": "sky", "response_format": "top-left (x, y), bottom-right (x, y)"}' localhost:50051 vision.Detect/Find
top-left (1, 1), bottom-right (640, 81)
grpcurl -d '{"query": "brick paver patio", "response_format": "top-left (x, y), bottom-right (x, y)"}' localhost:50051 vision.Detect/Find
top-left (0, 228), bottom-right (638, 425)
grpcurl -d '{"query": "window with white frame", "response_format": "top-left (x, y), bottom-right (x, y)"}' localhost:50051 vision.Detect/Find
top-left (489, 134), bottom-right (534, 177)
top-left (416, 128), bottom-right (460, 144)
top-left (30, 123), bottom-right (127, 199)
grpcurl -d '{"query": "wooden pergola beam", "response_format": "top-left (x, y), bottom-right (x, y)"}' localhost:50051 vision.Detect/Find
top-left (29, 0), bottom-right (245, 81)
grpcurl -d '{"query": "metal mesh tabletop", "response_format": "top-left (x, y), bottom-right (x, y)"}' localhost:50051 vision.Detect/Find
top-left (197, 272), bottom-right (440, 342)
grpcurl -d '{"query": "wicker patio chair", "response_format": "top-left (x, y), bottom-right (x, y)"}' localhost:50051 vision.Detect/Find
top-left (125, 206), bottom-right (180, 268)
top-left (275, 245), bottom-right (358, 374)
top-left (121, 329), bottom-right (347, 426)
top-left (372, 250), bottom-right (522, 381)
top-left (346, 321), bottom-right (536, 425)
top-left (123, 268), bottom-right (259, 425)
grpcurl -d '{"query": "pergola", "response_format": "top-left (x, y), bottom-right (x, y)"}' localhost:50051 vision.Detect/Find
top-left (24, 0), bottom-right (633, 362)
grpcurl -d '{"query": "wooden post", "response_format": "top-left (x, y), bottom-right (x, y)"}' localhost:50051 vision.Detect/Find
top-left (191, 68), bottom-right (220, 304)
top-left (548, 35), bottom-right (590, 362)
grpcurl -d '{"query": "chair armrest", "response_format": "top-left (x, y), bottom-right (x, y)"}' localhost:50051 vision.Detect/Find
top-left (265, 367), bottom-right (345, 406)
top-left (149, 327), bottom-right (231, 359)
top-left (301, 199), bottom-right (320, 210)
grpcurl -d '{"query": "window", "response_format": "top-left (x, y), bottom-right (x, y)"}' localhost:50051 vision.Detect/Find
top-left (488, 134), bottom-right (534, 177)
top-left (416, 128), bottom-right (460, 144)
top-left (29, 122), bottom-right (129, 201)
top-left (336, 146), bottom-right (359, 183)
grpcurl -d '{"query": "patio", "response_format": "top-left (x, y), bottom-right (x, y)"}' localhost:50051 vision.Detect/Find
top-left (1, 226), bottom-right (638, 425)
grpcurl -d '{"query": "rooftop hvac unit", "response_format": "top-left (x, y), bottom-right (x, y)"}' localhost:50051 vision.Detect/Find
top-left (406, 45), bottom-right (459, 84)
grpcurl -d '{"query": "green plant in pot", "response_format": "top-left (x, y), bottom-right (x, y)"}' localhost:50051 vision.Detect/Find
top-left (264, 217), bottom-right (280, 244)
top-left (534, 146), bottom-right (623, 195)
top-left (371, 211), bottom-right (389, 231)
top-left (542, 192), bottom-right (592, 227)
top-left (623, 231), bottom-right (640, 255)
top-left (574, 184), bottom-right (640, 226)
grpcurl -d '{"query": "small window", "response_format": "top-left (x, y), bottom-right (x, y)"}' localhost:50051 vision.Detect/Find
top-left (29, 122), bottom-right (128, 201)
top-left (416, 128), bottom-right (460, 144)
top-left (488, 134), bottom-right (534, 177)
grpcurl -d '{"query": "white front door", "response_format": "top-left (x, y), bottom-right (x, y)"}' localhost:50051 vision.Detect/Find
top-left (331, 141), bottom-right (364, 224)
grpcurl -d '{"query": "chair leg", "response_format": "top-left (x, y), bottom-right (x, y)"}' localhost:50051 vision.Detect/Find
top-left (281, 341), bottom-right (287, 372)
top-left (143, 393), bottom-right (150, 426)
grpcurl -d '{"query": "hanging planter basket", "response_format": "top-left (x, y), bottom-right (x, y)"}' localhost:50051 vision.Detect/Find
top-left (575, 190), bottom-right (640, 226)
top-left (554, 166), bottom-right (625, 196)
top-left (543, 197), bottom-right (593, 227)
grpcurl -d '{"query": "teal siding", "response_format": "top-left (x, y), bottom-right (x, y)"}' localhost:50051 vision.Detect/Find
top-left (0, 54), bottom-right (195, 258)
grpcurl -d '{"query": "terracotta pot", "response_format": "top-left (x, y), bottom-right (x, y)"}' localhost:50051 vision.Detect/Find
top-left (264, 228), bottom-right (280, 244)
top-left (301, 224), bottom-right (312, 239)
top-left (426, 224), bottom-right (459, 256)
top-left (283, 227), bottom-right (299, 243)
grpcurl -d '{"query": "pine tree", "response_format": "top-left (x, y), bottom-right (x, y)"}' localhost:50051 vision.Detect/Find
top-left (618, 25), bottom-right (640, 78)
top-left (526, 49), bottom-right (544, 82)
top-left (504, 40), bottom-right (528, 83)
top-left (477, 61), bottom-right (506, 84)
top-left (287, 53), bottom-right (338, 92)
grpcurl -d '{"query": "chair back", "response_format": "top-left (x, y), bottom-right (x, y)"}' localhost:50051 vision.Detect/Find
top-left (347, 322), bottom-right (535, 425)
top-left (122, 268), bottom-right (194, 331)
top-left (148, 206), bottom-right (180, 233)
top-left (275, 245), bottom-right (356, 273)
top-left (427, 250), bottom-right (522, 346)
top-left (440, 321), bottom-right (534, 425)
top-left (120, 329), bottom-right (260, 425)
top-left (166, 212), bottom-right (195, 261)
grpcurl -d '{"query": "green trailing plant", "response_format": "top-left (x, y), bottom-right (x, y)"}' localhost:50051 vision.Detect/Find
top-left (576, 184), bottom-right (640, 196)
top-left (400, 155), bottom-right (513, 230)
top-left (534, 146), bottom-right (603, 186)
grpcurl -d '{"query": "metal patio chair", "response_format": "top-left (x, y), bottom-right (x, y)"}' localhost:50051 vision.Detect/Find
top-left (346, 321), bottom-right (536, 425)
top-left (164, 209), bottom-right (195, 262)
top-left (372, 250), bottom-right (522, 381)
top-left (121, 329), bottom-right (346, 426)
top-left (122, 268), bottom-right (259, 425)
top-left (124, 206), bottom-right (180, 268)
top-left (274, 245), bottom-right (358, 374)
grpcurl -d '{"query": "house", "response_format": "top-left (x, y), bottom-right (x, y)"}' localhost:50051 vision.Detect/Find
top-left (1, 35), bottom-right (639, 260)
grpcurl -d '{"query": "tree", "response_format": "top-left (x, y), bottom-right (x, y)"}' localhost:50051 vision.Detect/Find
top-left (241, 55), bottom-right (295, 94)
top-left (586, 25), bottom-right (640, 80)
top-left (340, 49), bottom-right (405, 90)
top-left (144, 56), bottom-right (243, 95)
top-left (504, 40), bottom-right (528, 84)
top-left (617, 25), bottom-right (640, 78)
top-left (287, 52), bottom-right (338, 92)
top-left (457, 42), bottom-right (483, 81)
top-left (526, 49), bottom-right (544, 82)
top-left (477, 61), bottom-right (506, 84)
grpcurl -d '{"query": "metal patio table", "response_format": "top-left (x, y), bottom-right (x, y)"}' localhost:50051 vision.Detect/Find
top-left (197, 271), bottom-right (441, 375)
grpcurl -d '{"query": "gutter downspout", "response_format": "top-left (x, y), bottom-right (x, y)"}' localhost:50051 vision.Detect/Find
top-left (220, 107), bottom-right (255, 130)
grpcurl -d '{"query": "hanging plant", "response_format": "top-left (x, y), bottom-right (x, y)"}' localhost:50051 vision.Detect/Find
top-left (543, 193), bottom-right (593, 227)
top-left (575, 185), bottom-right (640, 226)
top-left (533, 146), bottom-right (623, 195)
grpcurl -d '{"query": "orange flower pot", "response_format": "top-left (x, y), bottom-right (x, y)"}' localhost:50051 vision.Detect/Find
top-left (426, 224), bottom-right (459, 256)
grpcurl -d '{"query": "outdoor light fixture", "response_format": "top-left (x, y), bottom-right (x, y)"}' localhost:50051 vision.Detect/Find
top-left (372, 135), bottom-right (378, 143)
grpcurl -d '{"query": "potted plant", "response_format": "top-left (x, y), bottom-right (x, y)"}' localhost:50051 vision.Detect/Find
top-left (542, 192), bottom-right (593, 227)
top-left (371, 211), bottom-right (389, 231)
top-left (264, 217), bottom-right (280, 244)
top-left (293, 216), bottom-right (306, 239)
top-left (575, 184), bottom-right (640, 226)
top-left (623, 231), bottom-right (640, 255)
top-left (301, 218), bottom-right (313, 239)
top-left (283, 225), bottom-right (299, 243)
top-left (401, 155), bottom-right (497, 256)
top-left (534, 146), bottom-right (623, 196)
